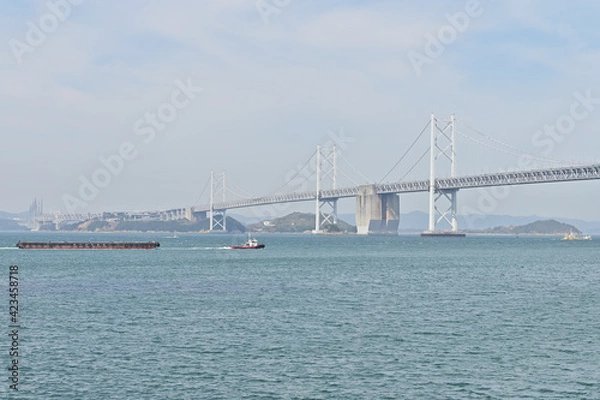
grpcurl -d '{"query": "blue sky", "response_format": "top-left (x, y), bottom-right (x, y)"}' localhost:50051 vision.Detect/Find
top-left (3, 0), bottom-right (600, 221)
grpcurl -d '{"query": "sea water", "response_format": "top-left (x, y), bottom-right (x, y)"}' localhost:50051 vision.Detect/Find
top-left (1, 232), bottom-right (599, 399)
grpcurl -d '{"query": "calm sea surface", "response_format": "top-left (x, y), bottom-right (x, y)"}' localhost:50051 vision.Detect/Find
top-left (1, 232), bottom-right (599, 399)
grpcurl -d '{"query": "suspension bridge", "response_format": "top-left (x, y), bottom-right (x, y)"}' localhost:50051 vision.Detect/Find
top-left (34, 114), bottom-right (600, 234)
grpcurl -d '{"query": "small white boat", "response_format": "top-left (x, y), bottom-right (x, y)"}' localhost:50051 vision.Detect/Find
top-left (562, 231), bottom-right (591, 241)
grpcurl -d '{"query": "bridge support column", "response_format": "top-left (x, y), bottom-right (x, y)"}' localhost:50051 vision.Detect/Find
top-left (422, 113), bottom-right (464, 236)
top-left (313, 145), bottom-right (338, 233)
top-left (450, 190), bottom-right (457, 231)
top-left (321, 199), bottom-right (338, 226)
top-left (209, 171), bottom-right (227, 232)
top-left (185, 207), bottom-right (195, 222)
top-left (315, 199), bottom-right (338, 232)
top-left (209, 210), bottom-right (227, 231)
top-left (355, 185), bottom-right (399, 235)
top-left (428, 188), bottom-right (459, 232)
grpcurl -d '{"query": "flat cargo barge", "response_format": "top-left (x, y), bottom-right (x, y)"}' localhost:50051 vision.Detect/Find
top-left (420, 231), bottom-right (466, 237)
top-left (16, 241), bottom-right (160, 250)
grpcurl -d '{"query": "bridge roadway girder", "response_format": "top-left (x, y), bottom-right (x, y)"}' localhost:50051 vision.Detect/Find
top-left (436, 165), bottom-right (600, 190)
top-left (36, 164), bottom-right (600, 227)
top-left (184, 164), bottom-right (600, 222)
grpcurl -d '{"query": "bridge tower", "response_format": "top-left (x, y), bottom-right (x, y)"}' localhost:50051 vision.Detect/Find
top-left (423, 113), bottom-right (463, 236)
top-left (314, 145), bottom-right (338, 233)
top-left (209, 171), bottom-right (227, 232)
top-left (28, 198), bottom-right (44, 230)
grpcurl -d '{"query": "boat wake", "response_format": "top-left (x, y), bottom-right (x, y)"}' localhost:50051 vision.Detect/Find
top-left (163, 246), bottom-right (232, 251)
top-left (0, 247), bottom-right (18, 250)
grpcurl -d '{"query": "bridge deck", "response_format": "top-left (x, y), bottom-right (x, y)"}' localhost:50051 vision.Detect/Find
top-left (195, 164), bottom-right (600, 211)
top-left (36, 164), bottom-right (600, 220)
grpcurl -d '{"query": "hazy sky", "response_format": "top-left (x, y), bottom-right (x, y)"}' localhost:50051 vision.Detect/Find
top-left (3, 0), bottom-right (600, 221)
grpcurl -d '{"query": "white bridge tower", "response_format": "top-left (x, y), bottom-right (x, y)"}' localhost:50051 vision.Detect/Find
top-left (209, 171), bottom-right (227, 232)
top-left (314, 145), bottom-right (338, 233)
top-left (423, 113), bottom-right (463, 236)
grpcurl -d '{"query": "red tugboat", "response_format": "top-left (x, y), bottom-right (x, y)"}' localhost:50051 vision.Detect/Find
top-left (230, 237), bottom-right (265, 250)
top-left (16, 241), bottom-right (160, 250)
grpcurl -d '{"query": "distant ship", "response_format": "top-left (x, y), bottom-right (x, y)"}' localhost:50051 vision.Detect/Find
top-left (562, 231), bottom-right (591, 241)
top-left (16, 241), bottom-right (160, 250)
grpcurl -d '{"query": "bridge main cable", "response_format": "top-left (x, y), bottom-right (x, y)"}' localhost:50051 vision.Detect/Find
top-left (456, 119), bottom-right (587, 165)
top-left (379, 120), bottom-right (431, 183)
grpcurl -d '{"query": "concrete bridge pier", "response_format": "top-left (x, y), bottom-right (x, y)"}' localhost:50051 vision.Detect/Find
top-left (355, 185), bottom-right (399, 235)
top-left (185, 207), bottom-right (194, 221)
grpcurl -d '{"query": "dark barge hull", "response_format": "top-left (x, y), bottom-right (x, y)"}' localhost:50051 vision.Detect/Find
top-left (230, 244), bottom-right (265, 249)
top-left (16, 241), bottom-right (160, 250)
top-left (420, 232), bottom-right (466, 237)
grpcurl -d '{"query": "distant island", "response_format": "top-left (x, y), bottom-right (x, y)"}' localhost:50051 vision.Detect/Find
top-left (0, 208), bottom-right (583, 235)
top-left (34, 212), bottom-right (356, 234)
top-left (470, 219), bottom-right (582, 235)
top-left (42, 217), bottom-right (247, 233)
top-left (249, 212), bottom-right (356, 233)
top-left (0, 219), bottom-right (28, 231)
top-left (5, 211), bottom-right (357, 234)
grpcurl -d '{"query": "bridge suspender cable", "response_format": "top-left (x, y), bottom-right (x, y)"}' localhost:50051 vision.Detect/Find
top-left (227, 182), bottom-right (255, 199)
top-left (398, 147), bottom-right (430, 181)
top-left (268, 148), bottom-right (318, 195)
top-left (379, 120), bottom-right (430, 183)
top-left (338, 169), bottom-right (360, 187)
top-left (226, 186), bottom-right (254, 199)
top-left (194, 175), bottom-right (212, 205)
top-left (337, 151), bottom-right (371, 184)
top-left (455, 129), bottom-right (584, 166)
top-left (457, 120), bottom-right (586, 165)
